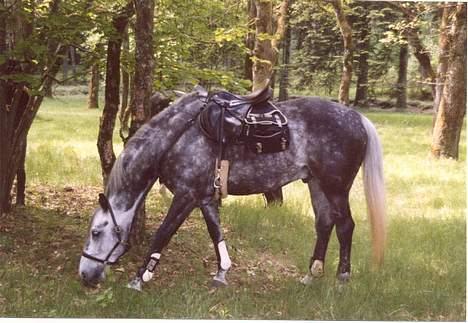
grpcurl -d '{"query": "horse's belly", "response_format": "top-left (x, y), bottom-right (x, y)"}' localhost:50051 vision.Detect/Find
top-left (225, 152), bottom-right (308, 195)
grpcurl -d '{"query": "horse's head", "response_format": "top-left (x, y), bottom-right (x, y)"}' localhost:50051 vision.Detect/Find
top-left (79, 194), bottom-right (131, 286)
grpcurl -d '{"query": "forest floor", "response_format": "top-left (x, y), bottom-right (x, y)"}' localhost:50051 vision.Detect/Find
top-left (0, 95), bottom-right (465, 320)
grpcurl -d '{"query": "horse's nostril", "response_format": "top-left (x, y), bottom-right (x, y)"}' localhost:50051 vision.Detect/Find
top-left (81, 271), bottom-right (87, 280)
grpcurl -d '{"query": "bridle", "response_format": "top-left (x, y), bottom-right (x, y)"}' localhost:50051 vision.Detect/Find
top-left (82, 93), bottom-right (208, 265)
top-left (81, 194), bottom-right (129, 265)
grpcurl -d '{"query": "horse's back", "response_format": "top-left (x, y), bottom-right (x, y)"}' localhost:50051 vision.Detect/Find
top-left (278, 97), bottom-right (368, 190)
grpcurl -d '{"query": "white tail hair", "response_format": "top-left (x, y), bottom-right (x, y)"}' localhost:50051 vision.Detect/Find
top-left (360, 115), bottom-right (386, 266)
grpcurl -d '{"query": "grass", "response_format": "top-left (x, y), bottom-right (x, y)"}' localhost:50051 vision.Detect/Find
top-left (0, 95), bottom-right (465, 320)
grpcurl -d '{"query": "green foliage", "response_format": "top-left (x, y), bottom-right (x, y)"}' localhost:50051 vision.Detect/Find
top-left (0, 0), bottom-right (97, 90)
top-left (153, 0), bottom-right (250, 92)
top-left (290, 1), bottom-right (342, 92)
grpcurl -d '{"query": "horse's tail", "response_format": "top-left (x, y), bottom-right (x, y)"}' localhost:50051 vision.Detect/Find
top-left (360, 115), bottom-right (386, 267)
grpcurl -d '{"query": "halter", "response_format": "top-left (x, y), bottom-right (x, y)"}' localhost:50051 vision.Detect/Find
top-left (81, 194), bottom-right (129, 265)
top-left (82, 93), bottom-right (206, 266)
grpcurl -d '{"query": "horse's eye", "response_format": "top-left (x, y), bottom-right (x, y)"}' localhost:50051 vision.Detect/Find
top-left (91, 229), bottom-right (101, 238)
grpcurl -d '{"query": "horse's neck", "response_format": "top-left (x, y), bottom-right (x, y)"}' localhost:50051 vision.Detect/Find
top-left (106, 94), bottom-right (200, 212)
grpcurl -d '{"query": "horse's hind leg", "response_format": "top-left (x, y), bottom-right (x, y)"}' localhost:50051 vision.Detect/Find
top-left (200, 198), bottom-right (232, 287)
top-left (302, 179), bottom-right (334, 284)
top-left (303, 179), bottom-right (355, 284)
top-left (333, 194), bottom-right (354, 282)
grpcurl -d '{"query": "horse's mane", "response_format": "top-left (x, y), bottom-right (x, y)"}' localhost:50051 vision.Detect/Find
top-left (104, 92), bottom-right (199, 197)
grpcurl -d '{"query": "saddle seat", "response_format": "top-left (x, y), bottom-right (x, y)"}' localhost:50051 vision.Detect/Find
top-left (198, 86), bottom-right (289, 154)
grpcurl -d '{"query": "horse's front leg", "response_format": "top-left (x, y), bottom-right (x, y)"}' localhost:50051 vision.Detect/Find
top-left (128, 193), bottom-right (196, 291)
top-left (200, 198), bottom-right (232, 287)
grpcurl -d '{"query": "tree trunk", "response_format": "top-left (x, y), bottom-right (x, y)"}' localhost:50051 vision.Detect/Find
top-left (433, 5), bottom-right (453, 117)
top-left (354, 9), bottom-right (370, 106)
top-left (128, 0), bottom-right (155, 245)
top-left (0, 0), bottom-right (63, 215)
top-left (128, 0), bottom-right (155, 137)
top-left (252, 0), bottom-right (274, 91)
top-left (331, 0), bottom-right (353, 106)
top-left (431, 4), bottom-right (466, 160)
top-left (406, 27), bottom-right (436, 100)
top-left (244, 0), bottom-right (256, 82)
top-left (395, 41), bottom-right (408, 110)
top-left (15, 140), bottom-right (26, 206)
top-left (119, 26), bottom-right (131, 142)
top-left (278, 0), bottom-right (291, 101)
top-left (252, 0), bottom-right (289, 91)
top-left (69, 45), bottom-right (77, 79)
top-left (88, 62), bottom-right (100, 109)
top-left (62, 51), bottom-right (69, 82)
top-left (97, 3), bottom-right (134, 186)
top-left (385, 1), bottom-right (436, 100)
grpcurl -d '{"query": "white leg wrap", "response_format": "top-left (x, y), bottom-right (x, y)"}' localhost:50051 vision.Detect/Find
top-left (142, 270), bottom-right (153, 282)
top-left (142, 253), bottom-right (161, 282)
top-left (217, 241), bottom-right (231, 270)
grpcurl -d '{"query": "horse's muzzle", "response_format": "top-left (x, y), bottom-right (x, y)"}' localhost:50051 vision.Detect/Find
top-left (79, 256), bottom-right (106, 287)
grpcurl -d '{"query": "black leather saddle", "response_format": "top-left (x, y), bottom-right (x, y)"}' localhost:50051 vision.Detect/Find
top-left (198, 86), bottom-right (289, 154)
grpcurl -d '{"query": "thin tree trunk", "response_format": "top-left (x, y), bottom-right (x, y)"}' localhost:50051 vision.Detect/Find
top-left (385, 1), bottom-right (436, 100)
top-left (395, 41), bottom-right (408, 110)
top-left (70, 45), bottom-right (77, 79)
top-left (120, 25), bottom-right (130, 125)
top-left (431, 4), bottom-right (466, 160)
top-left (62, 51), bottom-right (69, 82)
top-left (278, 0), bottom-right (291, 101)
top-left (128, 0), bottom-right (155, 245)
top-left (331, 0), bottom-right (353, 106)
top-left (88, 62), bottom-right (100, 109)
top-left (406, 27), bottom-right (436, 100)
top-left (244, 0), bottom-right (256, 82)
top-left (97, 3), bottom-right (134, 185)
top-left (354, 8), bottom-right (370, 106)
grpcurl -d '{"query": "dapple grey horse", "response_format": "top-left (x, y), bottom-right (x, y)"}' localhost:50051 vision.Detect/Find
top-left (79, 88), bottom-right (385, 290)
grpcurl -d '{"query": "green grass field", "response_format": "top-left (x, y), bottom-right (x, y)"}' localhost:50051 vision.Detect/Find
top-left (0, 95), bottom-right (465, 320)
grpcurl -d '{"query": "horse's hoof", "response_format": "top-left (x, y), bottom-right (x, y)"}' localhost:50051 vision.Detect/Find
top-left (337, 272), bottom-right (351, 284)
top-left (211, 277), bottom-right (228, 288)
top-left (300, 274), bottom-right (316, 285)
top-left (310, 260), bottom-right (324, 278)
top-left (127, 277), bottom-right (143, 292)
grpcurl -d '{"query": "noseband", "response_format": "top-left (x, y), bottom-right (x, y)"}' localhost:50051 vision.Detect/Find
top-left (81, 194), bottom-right (129, 265)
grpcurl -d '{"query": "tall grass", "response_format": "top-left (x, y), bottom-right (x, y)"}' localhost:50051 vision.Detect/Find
top-left (0, 96), bottom-right (465, 320)
top-left (27, 96), bottom-right (123, 186)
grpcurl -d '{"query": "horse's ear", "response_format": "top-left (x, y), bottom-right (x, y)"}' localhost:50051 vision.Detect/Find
top-left (98, 193), bottom-right (109, 212)
top-left (193, 85), bottom-right (208, 98)
top-left (173, 90), bottom-right (186, 98)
